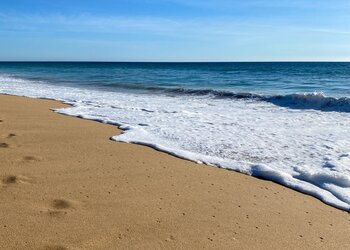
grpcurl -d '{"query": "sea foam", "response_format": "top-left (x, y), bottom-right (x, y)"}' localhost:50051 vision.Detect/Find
top-left (1, 74), bottom-right (350, 211)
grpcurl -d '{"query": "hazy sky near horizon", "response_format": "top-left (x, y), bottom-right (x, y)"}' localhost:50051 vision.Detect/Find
top-left (0, 0), bottom-right (350, 61)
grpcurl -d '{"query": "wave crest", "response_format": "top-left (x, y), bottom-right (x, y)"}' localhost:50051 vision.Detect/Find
top-left (264, 93), bottom-right (350, 112)
top-left (162, 88), bottom-right (350, 113)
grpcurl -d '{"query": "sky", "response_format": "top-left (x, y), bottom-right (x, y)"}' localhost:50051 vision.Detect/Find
top-left (0, 0), bottom-right (350, 61)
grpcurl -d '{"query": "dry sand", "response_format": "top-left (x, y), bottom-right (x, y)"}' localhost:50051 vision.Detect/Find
top-left (1, 94), bottom-right (350, 249)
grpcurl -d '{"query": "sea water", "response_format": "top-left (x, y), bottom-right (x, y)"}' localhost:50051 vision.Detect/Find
top-left (1, 62), bottom-right (350, 210)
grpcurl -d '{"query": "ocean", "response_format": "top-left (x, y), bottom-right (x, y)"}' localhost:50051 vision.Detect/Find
top-left (1, 62), bottom-right (350, 210)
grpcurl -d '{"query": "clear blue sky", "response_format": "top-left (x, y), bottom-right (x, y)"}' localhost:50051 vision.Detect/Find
top-left (1, 0), bottom-right (349, 61)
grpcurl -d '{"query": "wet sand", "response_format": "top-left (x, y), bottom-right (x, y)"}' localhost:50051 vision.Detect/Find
top-left (1, 94), bottom-right (350, 249)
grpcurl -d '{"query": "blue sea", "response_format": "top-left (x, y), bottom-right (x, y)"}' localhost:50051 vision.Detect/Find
top-left (1, 62), bottom-right (350, 210)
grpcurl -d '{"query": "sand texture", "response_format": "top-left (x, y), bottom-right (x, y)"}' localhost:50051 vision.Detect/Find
top-left (1, 94), bottom-right (350, 250)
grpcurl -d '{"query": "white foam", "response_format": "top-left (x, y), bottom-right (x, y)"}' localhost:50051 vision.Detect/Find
top-left (1, 74), bottom-right (350, 211)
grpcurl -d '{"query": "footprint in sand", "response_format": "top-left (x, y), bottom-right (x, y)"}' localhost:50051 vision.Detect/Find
top-left (52, 199), bottom-right (72, 209)
top-left (7, 133), bottom-right (16, 138)
top-left (23, 156), bottom-right (41, 162)
top-left (43, 245), bottom-right (68, 250)
top-left (46, 198), bottom-right (78, 217)
top-left (2, 175), bottom-right (18, 184)
top-left (12, 156), bottom-right (41, 164)
top-left (0, 142), bottom-right (9, 148)
top-left (0, 133), bottom-right (16, 139)
top-left (0, 134), bottom-right (16, 148)
top-left (1, 175), bottom-right (31, 186)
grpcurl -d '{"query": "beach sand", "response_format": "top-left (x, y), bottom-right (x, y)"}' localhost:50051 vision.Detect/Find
top-left (1, 94), bottom-right (350, 249)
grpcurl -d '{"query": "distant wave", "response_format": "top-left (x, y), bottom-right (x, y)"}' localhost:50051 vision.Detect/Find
top-left (264, 93), bottom-right (350, 113)
top-left (103, 82), bottom-right (350, 112)
top-left (145, 87), bottom-right (350, 113)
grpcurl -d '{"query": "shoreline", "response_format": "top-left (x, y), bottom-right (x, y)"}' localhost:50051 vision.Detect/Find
top-left (1, 93), bottom-right (350, 249)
